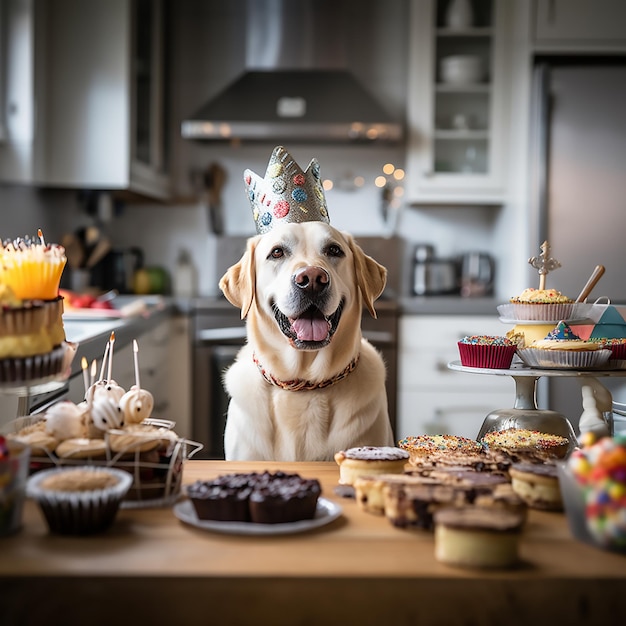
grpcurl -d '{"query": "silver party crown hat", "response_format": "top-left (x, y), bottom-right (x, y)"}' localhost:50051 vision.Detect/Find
top-left (244, 146), bottom-right (330, 235)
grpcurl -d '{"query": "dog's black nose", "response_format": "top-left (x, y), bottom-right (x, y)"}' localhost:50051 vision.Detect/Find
top-left (293, 266), bottom-right (330, 295)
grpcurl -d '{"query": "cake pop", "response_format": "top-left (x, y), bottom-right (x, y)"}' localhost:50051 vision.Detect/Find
top-left (45, 401), bottom-right (86, 440)
top-left (119, 340), bottom-right (154, 424)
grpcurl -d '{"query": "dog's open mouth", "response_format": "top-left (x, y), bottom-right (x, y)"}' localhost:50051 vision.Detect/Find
top-left (274, 301), bottom-right (344, 349)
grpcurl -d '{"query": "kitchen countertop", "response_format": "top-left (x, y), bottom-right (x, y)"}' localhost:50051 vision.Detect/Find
top-left (193, 294), bottom-right (501, 316)
top-left (62, 296), bottom-right (173, 378)
top-left (2, 460), bottom-right (624, 626)
top-left (400, 295), bottom-right (500, 315)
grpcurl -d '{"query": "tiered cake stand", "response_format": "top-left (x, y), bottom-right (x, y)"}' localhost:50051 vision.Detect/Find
top-left (448, 360), bottom-right (626, 449)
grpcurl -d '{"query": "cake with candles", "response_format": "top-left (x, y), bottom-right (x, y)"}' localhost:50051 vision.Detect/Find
top-left (0, 230), bottom-right (75, 383)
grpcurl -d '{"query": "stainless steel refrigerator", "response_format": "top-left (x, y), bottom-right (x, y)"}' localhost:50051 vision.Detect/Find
top-left (530, 57), bottom-right (626, 425)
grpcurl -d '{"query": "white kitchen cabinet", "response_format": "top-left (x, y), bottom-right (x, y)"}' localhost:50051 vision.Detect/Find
top-left (0, 0), bottom-right (170, 200)
top-left (397, 314), bottom-right (514, 439)
top-left (533, 0), bottom-right (626, 50)
top-left (67, 317), bottom-right (192, 438)
top-left (405, 0), bottom-right (512, 205)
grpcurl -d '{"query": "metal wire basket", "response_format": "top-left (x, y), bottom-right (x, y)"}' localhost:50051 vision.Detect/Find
top-left (2, 415), bottom-right (203, 509)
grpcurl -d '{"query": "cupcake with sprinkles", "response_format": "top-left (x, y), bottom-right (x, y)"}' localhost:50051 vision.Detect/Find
top-left (597, 337), bottom-right (626, 367)
top-left (481, 428), bottom-right (570, 459)
top-left (457, 335), bottom-right (518, 369)
top-left (398, 435), bottom-right (484, 466)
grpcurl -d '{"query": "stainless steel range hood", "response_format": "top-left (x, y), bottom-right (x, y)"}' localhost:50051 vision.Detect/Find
top-left (181, 0), bottom-right (403, 143)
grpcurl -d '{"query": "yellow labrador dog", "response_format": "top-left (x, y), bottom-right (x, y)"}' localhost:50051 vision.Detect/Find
top-left (219, 221), bottom-right (394, 461)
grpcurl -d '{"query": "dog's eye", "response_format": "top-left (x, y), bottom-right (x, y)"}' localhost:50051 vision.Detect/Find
top-left (325, 244), bottom-right (344, 258)
top-left (269, 247), bottom-right (284, 259)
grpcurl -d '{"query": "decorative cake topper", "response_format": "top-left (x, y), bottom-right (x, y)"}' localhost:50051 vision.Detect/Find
top-left (528, 240), bottom-right (561, 290)
top-left (243, 145), bottom-right (330, 235)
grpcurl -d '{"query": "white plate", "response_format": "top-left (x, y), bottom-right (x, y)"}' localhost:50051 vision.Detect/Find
top-left (63, 309), bottom-right (125, 320)
top-left (174, 497), bottom-right (342, 535)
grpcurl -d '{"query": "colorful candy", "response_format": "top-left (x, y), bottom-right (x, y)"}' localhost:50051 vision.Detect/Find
top-left (569, 434), bottom-right (626, 549)
top-left (458, 335), bottom-right (516, 346)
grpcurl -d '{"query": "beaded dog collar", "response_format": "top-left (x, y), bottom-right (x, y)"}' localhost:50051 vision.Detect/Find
top-left (252, 353), bottom-right (359, 392)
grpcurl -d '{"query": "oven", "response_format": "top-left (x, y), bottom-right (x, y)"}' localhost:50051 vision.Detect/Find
top-left (191, 298), bottom-right (398, 460)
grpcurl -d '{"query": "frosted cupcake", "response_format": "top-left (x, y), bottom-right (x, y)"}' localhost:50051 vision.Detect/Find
top-left (499, 287), bottom-right (577, 322)
top-left (517, 321), bottom-right (611, 369)
top-left (0, 233), bottom-right (67, 301)
top-left (0, 232), bottom-right (72, 383)
top-left (457, 335), bottom-right (518, 369)
top-left (597, 338), bottom-right (626, 366)
top-left (26, 466), bottom-right (132, 535)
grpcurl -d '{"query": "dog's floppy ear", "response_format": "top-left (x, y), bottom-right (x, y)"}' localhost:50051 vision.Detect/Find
top-left (219, 236), bottom-right (258, 319)
top-left (348, 236), bottom-right (387, 319)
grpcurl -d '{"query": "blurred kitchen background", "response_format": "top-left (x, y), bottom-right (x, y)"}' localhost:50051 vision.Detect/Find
top-left (2, 0), bottom-right (626, 445)
top-left (0, 0), bottom-right (518, 298)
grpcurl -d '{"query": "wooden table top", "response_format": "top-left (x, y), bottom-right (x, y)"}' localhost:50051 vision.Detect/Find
top-left (2, 460), bottom-right (625, 626)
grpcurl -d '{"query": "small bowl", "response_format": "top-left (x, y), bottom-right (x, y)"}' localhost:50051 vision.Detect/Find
top-left (27, 466), bottom-right (133, 535)
top-left (440, 55), bottom-right (484, 84)
top-left (557, 463), bottom-right (626, 553)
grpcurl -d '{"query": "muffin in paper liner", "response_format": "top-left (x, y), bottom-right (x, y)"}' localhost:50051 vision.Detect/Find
top-left (0, 302), bottom-right (46, 336)
top-left (0, 340), bottom-right (77, 385)
top-left (497, 302), bottom-right (593, 322)
top-left (26, 466), bottom-right (132, 535)
top-left (517, 347), bottom-right (611, 369)
top-left (457, 341), bottom-right (517, 369)
top-left (598, 338), bottom-right (626, 362)
top-left (0, 257), bottom-right (67, 301)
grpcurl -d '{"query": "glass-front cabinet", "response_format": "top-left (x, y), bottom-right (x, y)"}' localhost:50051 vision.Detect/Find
top-left (406, 0), bottom-right (511, 204)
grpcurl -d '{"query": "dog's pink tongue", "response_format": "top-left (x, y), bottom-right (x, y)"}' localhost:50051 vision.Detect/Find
top-left (292, 317), bottom-right (329, 342)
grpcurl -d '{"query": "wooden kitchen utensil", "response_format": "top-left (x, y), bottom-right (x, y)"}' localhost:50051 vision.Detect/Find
top-left (576, 265), bottom-right (605, 302)
top-left (86, 237), bottom-right (112, 269)
top-left (61, 233), bottom-right (85, 269)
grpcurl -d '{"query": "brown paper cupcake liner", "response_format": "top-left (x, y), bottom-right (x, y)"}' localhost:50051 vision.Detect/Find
top-left (0, 304), bottom-right (46, 336)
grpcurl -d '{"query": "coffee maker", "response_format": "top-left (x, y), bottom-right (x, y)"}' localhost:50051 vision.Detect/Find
top-left (460, 252), bottom-right (495, 297)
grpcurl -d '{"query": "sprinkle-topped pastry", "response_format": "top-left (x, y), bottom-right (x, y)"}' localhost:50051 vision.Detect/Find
top-left (510, 288), bottom-right (572, 305)
top-left (398, 435), bottom-right (483, 464)
top-left (481, 428), bottom-right (569, 459)
top-left (459, 335), bottom-right (517, 346)
top-left (457, 335), bottom-right (518, 369)
top-left (334, 446), bottom-right (409, 485)
top-left (340, 446), bottom-right (409, 461)
top-left (529, 321), bottom-right (601, 350)
top-left (596, 337), bottom-right (626, 362)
